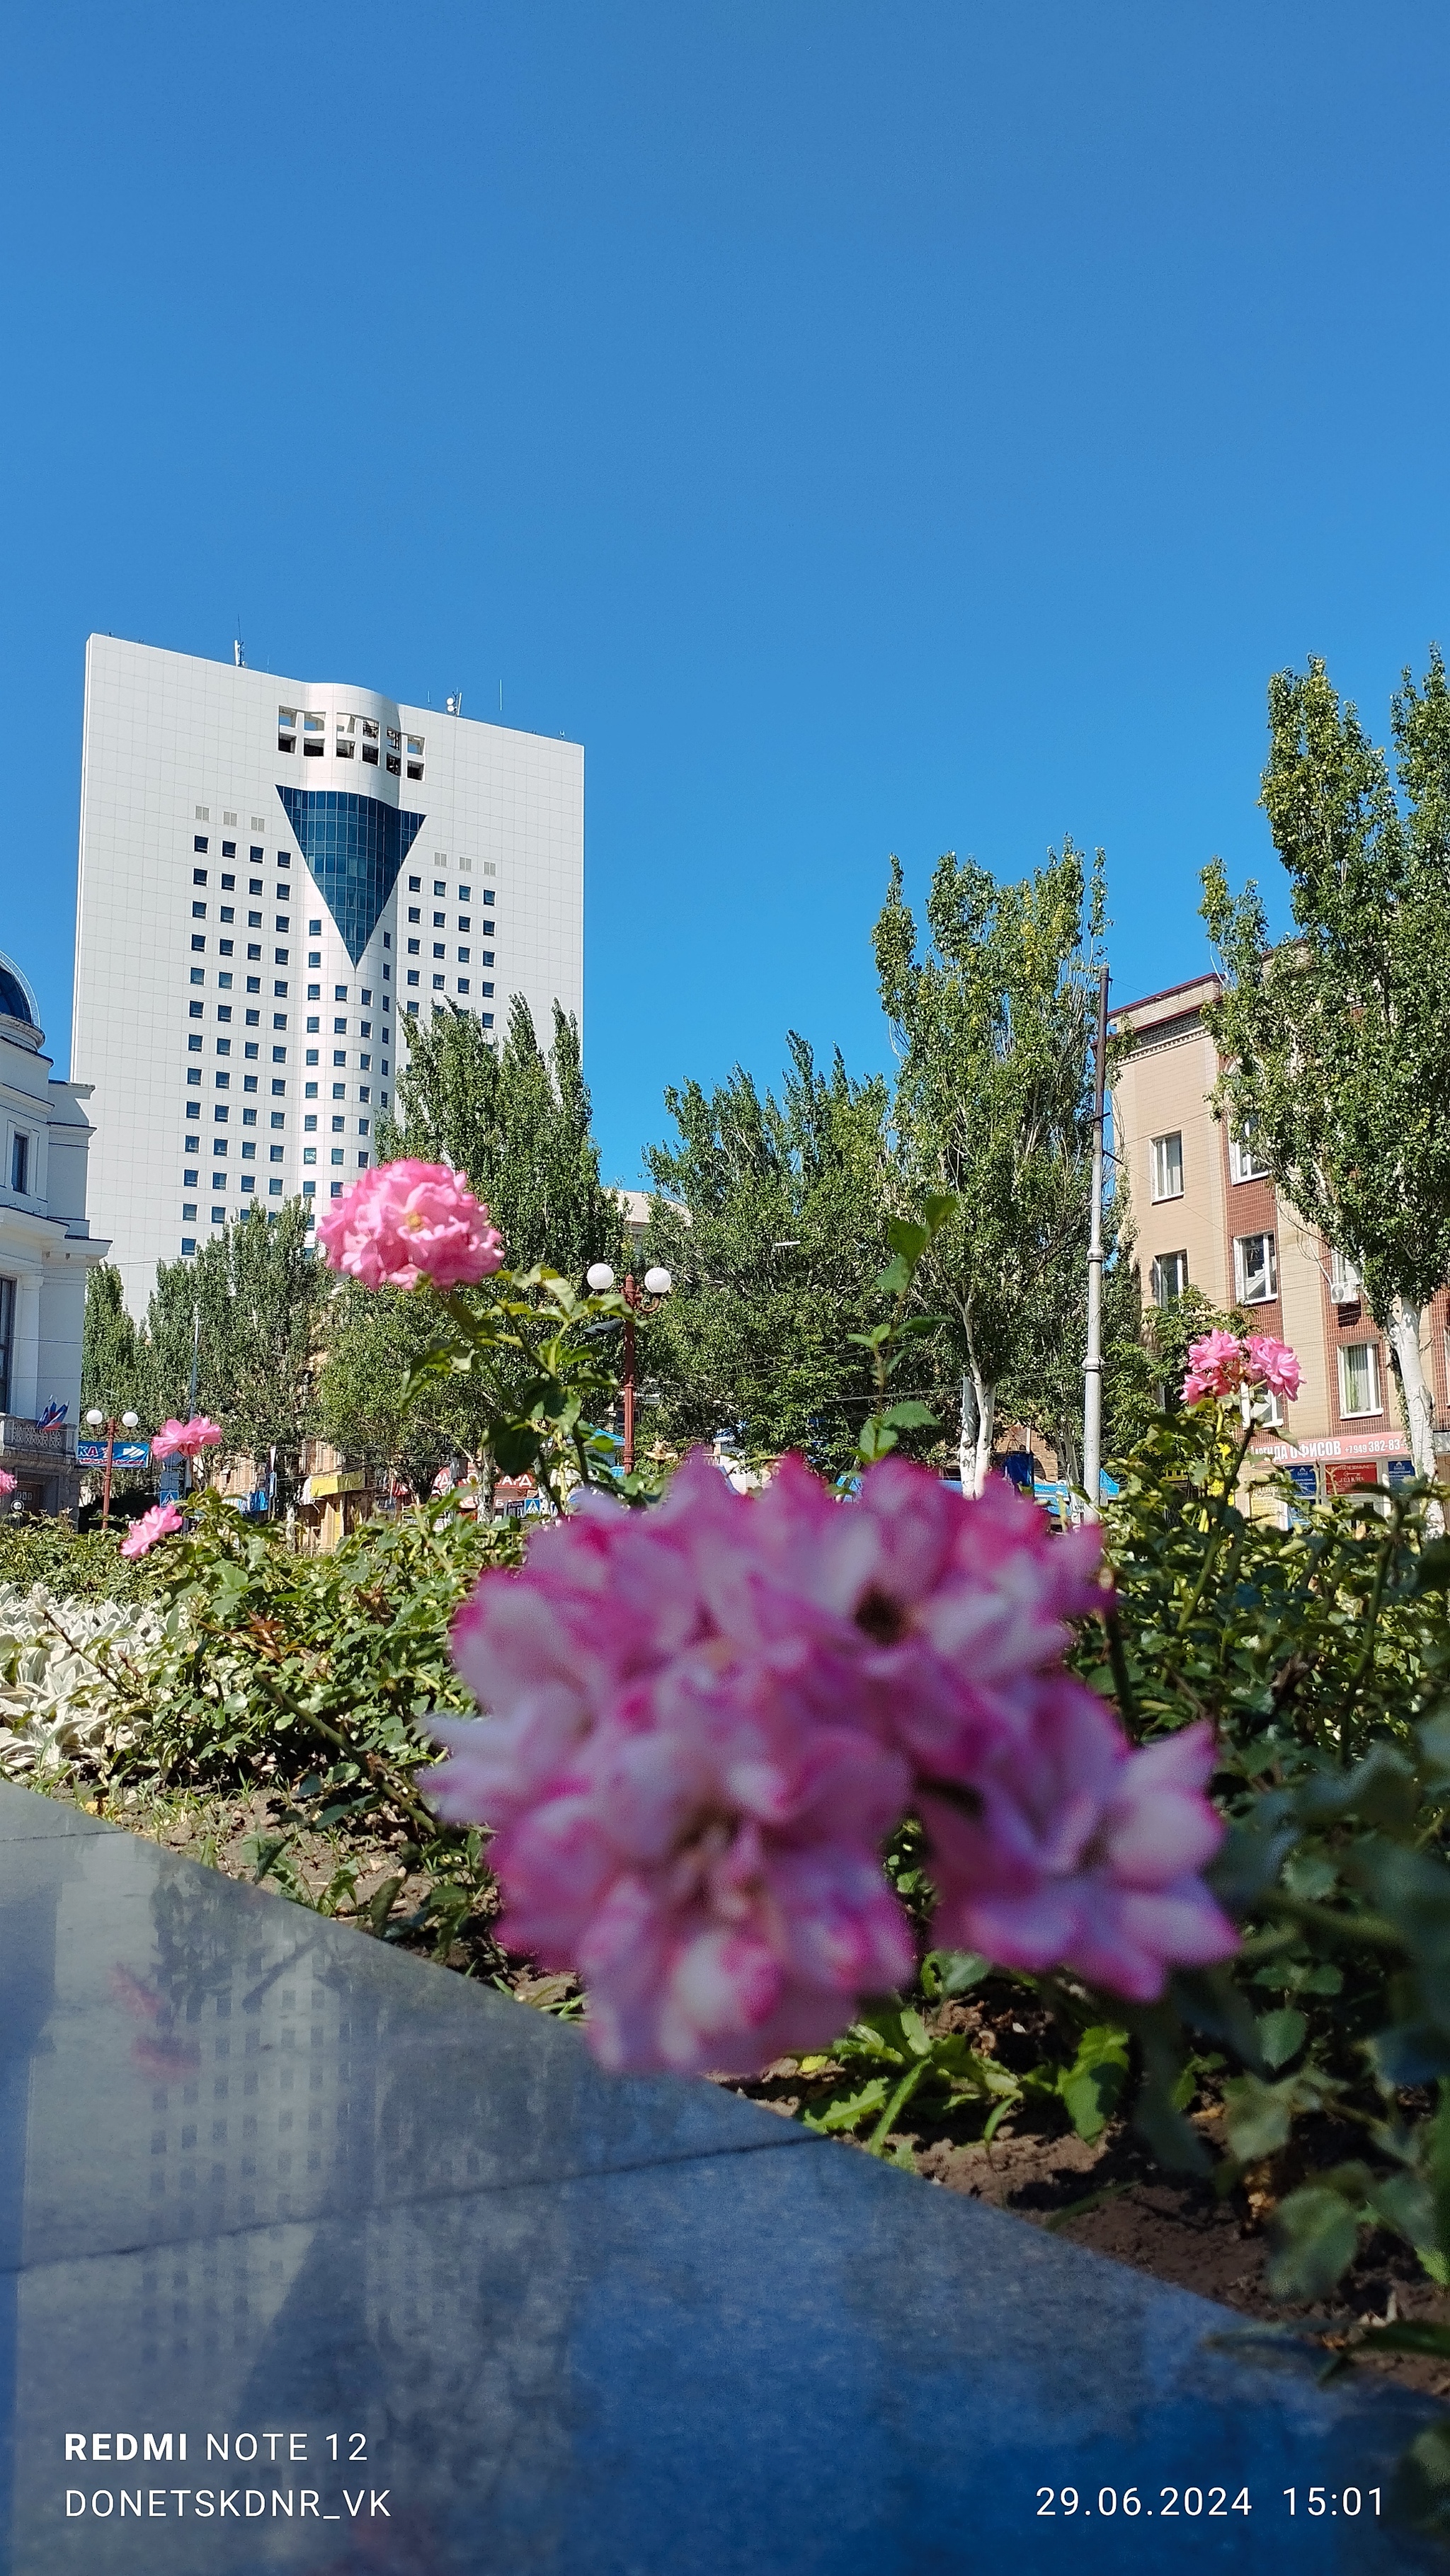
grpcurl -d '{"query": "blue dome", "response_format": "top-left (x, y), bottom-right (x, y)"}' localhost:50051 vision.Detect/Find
top-left (0, 963), bottom-right (33, 1024)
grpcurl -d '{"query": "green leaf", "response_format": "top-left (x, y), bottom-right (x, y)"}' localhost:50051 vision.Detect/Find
top-left (878, 1399), bottom-right (938, 1433)
top-left (920, 1949), bottom-right (991, 2000)
top-left (1221, 2072), bottom-right (1299, 2162)
top-left (1058, 2027), bottom-right (1131, 2143)
top-left (801, 2078), bottom-right (891, 2134)
top-left (885, 1218), bottom-right (930, 1266)
top-left (1265, 2185), bottom-right (1364, 2301)
top-left (1256, 2008), bottom-right (1307, 2071)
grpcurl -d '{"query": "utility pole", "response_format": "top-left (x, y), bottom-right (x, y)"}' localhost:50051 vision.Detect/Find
top-left (1081, 965), bottom-right (1110, 1522)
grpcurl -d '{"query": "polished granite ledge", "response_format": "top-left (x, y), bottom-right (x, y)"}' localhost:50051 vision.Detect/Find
top-left (0, 1778), bottom-right (1444, 2574)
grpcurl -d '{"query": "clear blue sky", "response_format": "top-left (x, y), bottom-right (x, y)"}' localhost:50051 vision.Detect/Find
top-left (5, 2), bottom-right (1450, 1186)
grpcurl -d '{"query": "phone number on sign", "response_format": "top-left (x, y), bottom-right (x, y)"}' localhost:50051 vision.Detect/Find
top-left (1035, 2485), bottom-right (1382, 2519)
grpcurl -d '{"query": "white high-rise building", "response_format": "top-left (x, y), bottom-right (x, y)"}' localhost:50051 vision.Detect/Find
top-left (72, 639), bottom-right (584, 1314)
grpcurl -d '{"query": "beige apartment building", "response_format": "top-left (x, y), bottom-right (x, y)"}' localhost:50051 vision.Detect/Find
top-left (1112, 973), bottom-right (1450, 1501)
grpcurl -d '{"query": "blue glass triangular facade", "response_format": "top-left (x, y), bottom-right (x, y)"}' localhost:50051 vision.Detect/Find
top-left (276, 787), bottom-right (426, 966)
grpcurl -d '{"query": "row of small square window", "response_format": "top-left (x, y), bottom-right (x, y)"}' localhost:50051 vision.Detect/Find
top-left (184, 1103), bottom-right (384, 1133)
top-left (193, 937), bottom-right (291, 964)
top-left (406, 973), bottom-right (490, 1002)
top-left (190, 968), bottom-right (289, 997)
top-left (181, 1177), bottom-right (355, 1249)
top-left (193, 842), bottom-right (287, 865)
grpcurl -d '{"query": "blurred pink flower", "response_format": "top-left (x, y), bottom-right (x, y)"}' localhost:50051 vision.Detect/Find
top-left (0, 1470), bottom-right (16, 1494)
top-left (1245, 1333), bottom-right (1302, 1399)
top-left (316, 1158), bottom-right (506, 1291)
top-left (120, 1500), bottom-right (185, 1559)
top-left (922, 1700), bottom-right (1236, 2001)
top-left (483, 1687), bottom-right (915, 2076)
top-left (151, 1415), bottom-right (223, 1460)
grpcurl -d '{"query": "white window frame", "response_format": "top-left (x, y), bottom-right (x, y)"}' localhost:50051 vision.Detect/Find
top-left (1151, 1132), bottom-right (1184, 1203)
top-left (8, 1126), bottom-right (34, 1197)
top-left (1338, 1340), bottom-right (1382, 1418)
top-left (1234, 1230), bottom-right (1278, 1305)
top-left (1229, 1130), bottom-right (1269, 1183)
top-left (1150, 1249), bottom-right (1189, 1307)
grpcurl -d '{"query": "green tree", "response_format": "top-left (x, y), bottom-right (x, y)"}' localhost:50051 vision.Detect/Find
top-left (874, 840), bottom-right (1107, 1492)
top-left (379, 997), bottom-right (624, 1276)
top-left (1202, 652), bottom-right (1450, 1487)
top-left (641, 1036), bottom-right (897, 1475)
top-left (317, 1279), bottom-right (497, 1498)
top-left (143, 1203), bottom-right (325, 1492)
top-left (80, 1264), bottom-right (145, 1418)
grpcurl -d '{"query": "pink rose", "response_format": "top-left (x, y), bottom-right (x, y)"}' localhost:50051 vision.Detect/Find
top-left (316, 1159), bottom-right (506, 1291)
top-left (1245, 1333), bottom-right (1302, 1400)
top-left (425, 1450), bottom-right (1236, 2070)
top-left (0, 1470), bottom-right (16, 1494)
top-left (120, 1500), bottom-right (185, 1560)
top-left (1182, 1329), bottom-right (1301, 1408)
top-left (922, 1700), bottom-right (1237, 2001)
top-left (151, 1415), bottom-right (224, 1460)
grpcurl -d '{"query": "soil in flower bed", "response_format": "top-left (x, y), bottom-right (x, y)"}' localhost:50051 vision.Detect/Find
top-left (47, 1782), bottom-right (1450, 2405)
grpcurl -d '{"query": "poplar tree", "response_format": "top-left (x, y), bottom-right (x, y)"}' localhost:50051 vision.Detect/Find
top-left (378, 997), bottom-right (623, 1275)
top-left (641, 1035), bottom-right (896, 1472)
top-left (80, 1264), bottom-right (145, 1418)
top-left (1202, 653), bottom-right (1450, 1489)
top-left (873, 840), bottom-right (1106, 1494)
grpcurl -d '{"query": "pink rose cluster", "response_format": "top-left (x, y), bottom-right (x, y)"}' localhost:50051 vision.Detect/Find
top-left (421, 1452), bottom-right (1237, 2078)
top-left (0, 1470), bottom-right (16, 1495)
top-left (120, 1499), bottom-right (185, 1560)
top-left (316, 1160), bottom-right (506, 1293)
top-left (151, 1415), bottom-right (224, 1460)
top-left (1182, 1329), bottom-right (1302, 1407)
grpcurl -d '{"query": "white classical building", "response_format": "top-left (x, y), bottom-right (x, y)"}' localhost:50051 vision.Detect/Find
top-left (0, 951), bottom-right (106, 1513)
top-left (72, 638), bottom-right (585, 1313)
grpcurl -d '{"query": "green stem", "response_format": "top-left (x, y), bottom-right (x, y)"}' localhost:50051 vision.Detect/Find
top-left (864, 2056), bottom-right (931, 2154)
top-left (1103, 1608), bottom-right (1141, 1734)
top-left (1338, 1524), bottom-right (1397, 1748)
top-left (1257, 1891), bottom-right (1408, 1954)
top-left (1174, 1416), bottom-right (1258, 1640)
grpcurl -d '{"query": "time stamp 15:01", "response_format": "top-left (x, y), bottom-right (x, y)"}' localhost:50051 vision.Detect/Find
top-left (1036, 2485), bottom-right (1381, 2521)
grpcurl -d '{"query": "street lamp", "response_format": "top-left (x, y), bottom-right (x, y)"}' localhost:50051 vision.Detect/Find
top-left (84, 1407), bottom-right (141, 1533)
top-left (586, 1264), bottom-right (673, 1475)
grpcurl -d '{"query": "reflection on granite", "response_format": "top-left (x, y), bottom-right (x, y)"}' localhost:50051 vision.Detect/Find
top-left (0, 1780), bottom-right (1443, 2572)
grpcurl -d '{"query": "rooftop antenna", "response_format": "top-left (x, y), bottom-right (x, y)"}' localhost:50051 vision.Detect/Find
top-left (233, 619), bottom-right (246, 669)
top-left (446, 689), bottom-right (463, 716)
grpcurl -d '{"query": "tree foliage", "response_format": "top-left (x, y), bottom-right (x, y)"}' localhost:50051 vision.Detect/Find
top-left (143, 1202), bottom-right (326, 1475)
top-left (81, 1263), bottom-right (145, 1418)
top-left (1202, 651), bottom-right (1450, 1481)
top-left (640, 1036), bottom-right (897, 1474)
top-left (379, 997), bottom-right (624, 1276)
top-left (873, 839), bottom-right (1108, 1490)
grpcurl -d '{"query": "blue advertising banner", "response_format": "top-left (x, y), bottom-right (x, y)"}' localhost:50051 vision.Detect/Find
top-left (77, 1441), bottom-right (149, 1467)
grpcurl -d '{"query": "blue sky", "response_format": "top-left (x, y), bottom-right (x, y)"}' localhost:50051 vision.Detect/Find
top-left (5, 3), bottom-right (1450, 1184)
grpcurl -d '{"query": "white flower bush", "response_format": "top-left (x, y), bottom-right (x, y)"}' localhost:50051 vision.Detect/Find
top-left (0, 1584), bottom-right (166, 1784)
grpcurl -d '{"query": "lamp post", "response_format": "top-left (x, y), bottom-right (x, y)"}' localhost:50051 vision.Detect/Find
top-left (585, 1264), bottom-right (673, 1475)
top-left (84, 1407), bottom-right (140, 1533)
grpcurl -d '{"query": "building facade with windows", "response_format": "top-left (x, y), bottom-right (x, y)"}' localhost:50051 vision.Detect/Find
top-left (72, 638), bottom-right (583, 1313)
top-left (1113, 973), bottom-right (1449, 1499)
top-left (0, 950), bottom-right (107, 1512)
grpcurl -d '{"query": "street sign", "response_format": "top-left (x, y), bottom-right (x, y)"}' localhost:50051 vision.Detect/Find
top-left (77, 1441), bottom-right (149, 1467)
